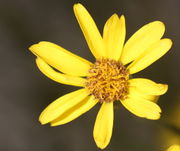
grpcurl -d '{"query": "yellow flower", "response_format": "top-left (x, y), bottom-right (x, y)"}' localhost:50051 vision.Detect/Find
top-left (29, 3), bottom-right (172, 149)
top-left (167, 145), bottom-right (180, 151)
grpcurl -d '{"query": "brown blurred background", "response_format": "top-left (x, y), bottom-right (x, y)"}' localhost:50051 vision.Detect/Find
top-left (0, 0), bottom-right (179, 151)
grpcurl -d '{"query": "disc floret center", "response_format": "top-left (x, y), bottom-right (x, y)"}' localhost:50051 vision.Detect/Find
top-left (85, 58), bottom-right (129, 103)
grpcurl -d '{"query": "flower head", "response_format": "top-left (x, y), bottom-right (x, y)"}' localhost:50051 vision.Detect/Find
top-left (29, 3), bottom-right (172, 149)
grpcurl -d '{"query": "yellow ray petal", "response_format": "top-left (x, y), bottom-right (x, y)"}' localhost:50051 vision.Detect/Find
top-left (93, 102), bottom-right (114, 149)
top-left (144, 95), bottom-right (159, 103)
top-left (29, 41), bottom-right (92, 76)
top-left (50, 95), bottom-right (98, 126)
top-left (129, 78), bottom-right (168, 95)
top-left (121, 97), bottom-right (161, 120)
top-left (103, 14), bottom-right (126, 60)
top-left (124, 85), bottom-right (162, 115)
top-left (39, 89), bottom-right (90, 124)
top-left (73, 3), bottom-right (105, 58)
top-left (128, 39), bottom-right (172, 74)
top-left (36, 58), bottom-right (86, 87)
top-left (120, 21), bottom-right (165, 64)
top-left (128, 87), bottom-right (159, 102)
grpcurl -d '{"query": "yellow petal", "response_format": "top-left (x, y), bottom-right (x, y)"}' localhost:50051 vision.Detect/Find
top-left (93, 102), bottom-right (113, 149)
top-left (144, 95), bottom-right (159, 103)
top-left (103, 14), bottom-right (126, 60)
top-left (128, 39), bottom-right (172, 74)
top-left (128, 87), bottom-right (159, 102)
top-left (121, 21), bottom-right (165, 64)
top-left (39, 89), bottom-right (90, 124)
top-left (121, 97), bottom-right (161, 120)
top-left (36, 58), bottom-right (86, 87)
top-left (129, 78), bottom-right (168, 95)
top-left (167, 145), bottom-right (180, 151)
top-left (50, 95), bottom-right (98, 126)
top-left (29, 41), bottom-right (92, 76)
top-left (73, 3), bottom-right (105, 58)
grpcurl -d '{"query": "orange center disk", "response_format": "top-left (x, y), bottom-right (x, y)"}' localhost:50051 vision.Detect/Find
top-left (85, 58), bottom-right (129, 103)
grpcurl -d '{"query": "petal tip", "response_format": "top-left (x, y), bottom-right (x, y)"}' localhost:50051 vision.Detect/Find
top-left (29, 44), bottom-right (40, 57)
top-left (150, 113), bottom-right (161, 120)
top-left (119, 15), bottom-right (126, 27)
top-left (112, 13), bottom-right (119, 18)
top-left (144, 109), bottom-right (161, 120)
top-left (107, 13), bottom-right (119, 22)
top-left (156, 21), bottom-right (165, 32)
top-left (29, 41), bottom-right (46, 51)
top-left (39, 112), bottom-right (49, 125)
top-left (165, 38), bottom-right (173, 46)
top-left (153, 21), bottom-right (165, 28)
top-left (158, 84), bottom-right (168, 94)
top-left (148, 21), bottom-right (165, 34)
top-left (29, 44), bottom-right (37, 51)
top-left (73, 3), bottom-right (83, 11)
top-left (94, 138), bottom-right (108, 149)
top-left (120, 14), bottom-right (125, 20)
top-left (39, 117), bottom-right (46, 125)
top-left (148, 105), bottom-right (162, 120)
top-left (73, 3), bottom-right (81, 7)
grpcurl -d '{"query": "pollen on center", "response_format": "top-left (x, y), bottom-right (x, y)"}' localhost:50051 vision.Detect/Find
top-left (85, 58), bottom-right (129, 103)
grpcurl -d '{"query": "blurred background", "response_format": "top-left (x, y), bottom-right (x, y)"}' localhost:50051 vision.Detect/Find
top-left (0, 0), bottom-right (179, 151)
